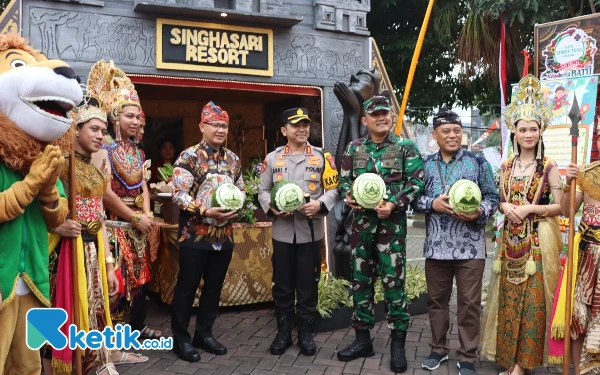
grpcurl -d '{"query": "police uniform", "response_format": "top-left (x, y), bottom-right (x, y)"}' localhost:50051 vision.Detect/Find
top-left (258, 108), bottom-right (339, 356)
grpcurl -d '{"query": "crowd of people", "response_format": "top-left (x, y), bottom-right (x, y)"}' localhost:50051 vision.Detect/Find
top-left (2, 31), bottom-right (600, 375)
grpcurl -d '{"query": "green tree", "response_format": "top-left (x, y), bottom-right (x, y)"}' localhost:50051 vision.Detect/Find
top-left (1, 0), bottom-right (11, 12)
top-left (368, 0), bottom-right (598, 123)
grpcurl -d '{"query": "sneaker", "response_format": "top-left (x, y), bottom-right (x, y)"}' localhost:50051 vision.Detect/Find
top-left (421, 352), bottom-right (449, 371)
top-left (457, 361), bottom-right (477, 375)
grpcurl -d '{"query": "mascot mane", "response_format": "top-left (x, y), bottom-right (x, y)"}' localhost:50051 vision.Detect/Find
top-left (0, 34), bottom-right (75, 175)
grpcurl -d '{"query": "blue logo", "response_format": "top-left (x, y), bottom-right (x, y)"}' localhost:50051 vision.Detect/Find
top-left (26, 308), bottom-right (172, 351)
top-left (26, 308), bottom-right (68, 350)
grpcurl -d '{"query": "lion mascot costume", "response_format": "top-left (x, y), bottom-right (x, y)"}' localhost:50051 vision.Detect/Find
top-left (0, 33), bottom-right (82, 374)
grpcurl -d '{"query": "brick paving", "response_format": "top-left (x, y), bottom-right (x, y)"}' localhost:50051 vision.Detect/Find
top-left (117, 228), bottom-right (563, 375)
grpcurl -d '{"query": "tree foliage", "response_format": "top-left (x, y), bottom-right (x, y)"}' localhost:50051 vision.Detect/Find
top-left (368, 0), bottom-right (598, 124)
top-left (1, 0), bottom-right (10, 12)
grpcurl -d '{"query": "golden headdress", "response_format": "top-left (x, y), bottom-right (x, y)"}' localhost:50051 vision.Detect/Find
top-left (505, 74), bottom-right (552, 158)
top-left (87, 60), bottom-right (140, 122)
top-left (505, 74), bottom-right (552, 133)
top-left (70, 95), bottom-right (107, 127)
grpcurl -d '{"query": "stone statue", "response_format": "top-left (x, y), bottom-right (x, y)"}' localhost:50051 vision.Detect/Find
top-left (332, 68), bottom-right (394, 280)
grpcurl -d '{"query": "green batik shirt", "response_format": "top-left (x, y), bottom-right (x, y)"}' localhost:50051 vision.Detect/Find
top-left (338, 132), bottom-right (424, 223)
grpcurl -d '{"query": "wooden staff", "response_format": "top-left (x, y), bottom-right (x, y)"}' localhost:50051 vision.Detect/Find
top-left (395, 0), bottom-right (436, 136)
top-left (69, 132), bottom-right (83, 375)
top-left (564, 95), bottom-right (582, 375)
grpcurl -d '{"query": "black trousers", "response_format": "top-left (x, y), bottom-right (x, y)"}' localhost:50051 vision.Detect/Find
top-left (272, 237), bottom-right (322, 320)
top-left (129, 285), bottom-right (147, 332)
top-left (171, 246), bottom-right (233, 343)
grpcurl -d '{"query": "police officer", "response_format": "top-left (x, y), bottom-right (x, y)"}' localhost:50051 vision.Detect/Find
top-left (258, 107), bottom-right (339, 356)
top-left (337, 96), bottom-right (424, 373)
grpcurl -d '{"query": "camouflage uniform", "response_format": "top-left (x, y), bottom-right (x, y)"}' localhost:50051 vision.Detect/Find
top-left (339, 132), bottom-right (424, 331)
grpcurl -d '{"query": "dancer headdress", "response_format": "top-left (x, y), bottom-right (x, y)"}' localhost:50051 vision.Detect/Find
top-left (87, 60), bottom-right (140, 142)
top-left (71, 95), bottom-right (107, 127)
top-left (505, 74), bottom-right (552, 157)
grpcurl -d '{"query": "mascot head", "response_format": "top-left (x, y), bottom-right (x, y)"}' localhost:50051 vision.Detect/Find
top-left (0, 33), bottom-right (83, 142)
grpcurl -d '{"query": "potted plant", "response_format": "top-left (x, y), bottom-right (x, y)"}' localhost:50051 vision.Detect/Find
top-left (235, 159), bottom-right (269, 224)
top-left (313, 273), bottom-right (354, 333)
top-left (371, 264), bottom-right (428, 319)
top-left (405, 263), bottom-right (428, 315)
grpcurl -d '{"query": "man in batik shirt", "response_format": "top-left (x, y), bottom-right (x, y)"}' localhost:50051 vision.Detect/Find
top-left (416, 109), bottom-right (498, 375)
top-left (171, 101), bottom-right (244, 362)
top-left (337, 96), bottom-right (424, 373)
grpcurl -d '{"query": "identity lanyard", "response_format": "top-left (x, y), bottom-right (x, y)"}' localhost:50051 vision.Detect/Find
top-left (436, 156), bottom-right (460, 194)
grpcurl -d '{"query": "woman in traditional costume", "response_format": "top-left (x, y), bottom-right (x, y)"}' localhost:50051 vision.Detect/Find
top-left (88, 60), bottom-right (161, 340)
top-left (561, 124), bottom-right (600, 374)
top-left (42, 96), bottom-right (147, 375)
top-left (480, 75), bottom-right (562, 375)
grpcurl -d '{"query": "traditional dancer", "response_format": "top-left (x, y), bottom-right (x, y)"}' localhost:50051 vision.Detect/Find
top-left (480, 75), bottom-right (562, 375)
top-left (0, 33), bottom-right (77, 375)
top-left (561, 124), bottom-right (600, 375)
top-left (43, 96), bottom-right (148, 375)
top-left (88, 60), bottom-right (161, 341)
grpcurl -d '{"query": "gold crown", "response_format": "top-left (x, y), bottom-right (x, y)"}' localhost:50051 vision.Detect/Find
top-left (71, 103), bottom-right (107, 126)
top-left (87, 60), bottom-right (140, 120)
top-left (505, 74), bottom-right (552, 133)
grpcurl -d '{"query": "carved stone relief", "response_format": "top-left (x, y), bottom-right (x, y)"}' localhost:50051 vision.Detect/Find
top-left (273, 35), bottom-right (365, 80)
top-left (29, 7), bottom-right (156, 66)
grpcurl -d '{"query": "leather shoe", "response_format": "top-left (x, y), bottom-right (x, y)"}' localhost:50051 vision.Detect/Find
top-left (173, 341), bottom-right (200, 362)
top-left (192, 335), bottom-right (227, 355)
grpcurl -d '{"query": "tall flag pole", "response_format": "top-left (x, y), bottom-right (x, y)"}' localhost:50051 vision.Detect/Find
top-left (564, 96), bottom-right (582, 375)
top-left (395, 0), bottom-right (436, 135)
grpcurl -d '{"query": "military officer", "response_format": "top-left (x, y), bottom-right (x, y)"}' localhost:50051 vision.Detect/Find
top-left (336, 96), bottom-right (424, 373)
top-left (258, 107), bottom-right (339, 356)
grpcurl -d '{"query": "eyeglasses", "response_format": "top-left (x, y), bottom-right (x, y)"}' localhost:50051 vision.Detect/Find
top-left (204, 122), bottom-right (229, 130)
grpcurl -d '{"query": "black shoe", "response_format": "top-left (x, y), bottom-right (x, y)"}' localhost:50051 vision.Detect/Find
top-left (336, 329), bottom-right (374, 362)
top-left (390, 330), bottom-right (408, 373)
top-left (457, 361), bottom-right (477, 375)
top-left (192, 335), bottom-right (227, 355)
top-left (270, 315), bottom-right (293, 355)
top-left (422, 352), bottom-right (449, 371)
top-left (173, 340), bottom-right (200, 362)
top-left (298, 318), bottom-right (316, 356)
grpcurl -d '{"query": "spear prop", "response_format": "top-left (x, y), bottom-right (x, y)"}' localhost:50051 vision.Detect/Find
top-left (69, 133), bottom-right (83, 375)
top-left (564, 95), bottom-right (581, 375)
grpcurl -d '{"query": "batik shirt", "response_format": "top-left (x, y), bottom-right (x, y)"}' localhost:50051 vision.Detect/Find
top-left (338, 132), bottom-right (424, 225)
top-left (172, 140), bottom-right (244, 251)
top-left (415, 149), bottom-right (499, 260)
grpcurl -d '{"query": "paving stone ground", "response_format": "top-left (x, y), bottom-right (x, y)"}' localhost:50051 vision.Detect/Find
top-left (116, 227), bottom-right (565, 375)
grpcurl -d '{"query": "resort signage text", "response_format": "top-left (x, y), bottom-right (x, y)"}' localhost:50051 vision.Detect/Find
top-left (156, 19), bottom-right (273, 77)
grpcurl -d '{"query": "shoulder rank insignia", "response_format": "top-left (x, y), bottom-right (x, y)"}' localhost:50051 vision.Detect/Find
top-left (283, 145), bottom-right (290, 155)
top-left (306, 145), bottom-right (312, 154)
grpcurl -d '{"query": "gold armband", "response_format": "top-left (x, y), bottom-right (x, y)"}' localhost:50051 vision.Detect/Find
top-left (144, 211), bottom-right (154, 220)
top-left (131, 212), bottom-right (144, 226)
top-left (105, 255), bottom-right (115, 264)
